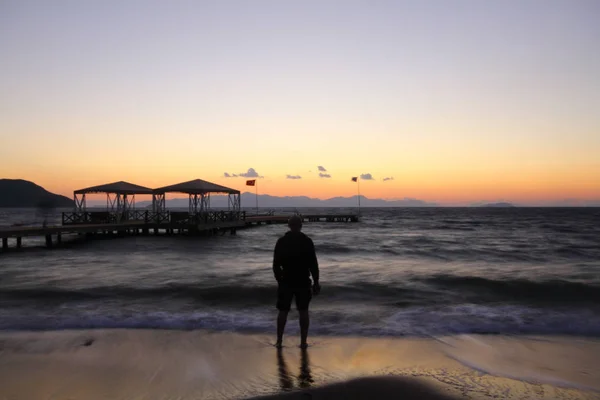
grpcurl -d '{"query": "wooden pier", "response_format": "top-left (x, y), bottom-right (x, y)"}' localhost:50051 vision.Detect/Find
top-left (0, 212), bottom-right (359, 251)
top-left (244, 213), bottom-right (359, 225)
top-left (0, 178), bottom-right (358, 251)
top-left (0, 220), bottom-right (243, 250)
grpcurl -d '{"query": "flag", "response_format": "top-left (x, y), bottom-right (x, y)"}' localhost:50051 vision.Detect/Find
top-left (351, 177), bottom-right (358, 182)
top-left (246, 180), bottom-right (256, 186)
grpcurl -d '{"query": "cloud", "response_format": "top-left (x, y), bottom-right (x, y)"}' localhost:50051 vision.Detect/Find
top-left (383, 177), bottom-right (394, 181)
top-left (224, 168), bottom-right (263, 178)
top-left (319, 173), bottom-right (332, 178)
top-left (239, 168), bottom-right (262, 178)
top-left (286, 175), bottom-right (302, 179)
top-left (317, 166), bottom-right (327, 172)
top-left (360, 173), bottom-right (375, 180)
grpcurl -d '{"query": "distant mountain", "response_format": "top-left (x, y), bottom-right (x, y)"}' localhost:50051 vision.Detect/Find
top-left (136, 192), bottom-right (436, 208)
top-left (0, 179), bottom-right (74, 208)
top-left (532, 199), bottom-right (600, 207)
top-left (480, 202), bottom-right (516, 208)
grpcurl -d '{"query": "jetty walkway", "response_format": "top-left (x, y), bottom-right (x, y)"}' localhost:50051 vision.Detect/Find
top-left (1, 178), bottom-right (359, 251)
top-left (0, 212), bottom-right (358, 250)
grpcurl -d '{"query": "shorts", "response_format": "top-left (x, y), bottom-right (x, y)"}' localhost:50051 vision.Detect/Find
top-left (276, 285), bottom-right (312, 311)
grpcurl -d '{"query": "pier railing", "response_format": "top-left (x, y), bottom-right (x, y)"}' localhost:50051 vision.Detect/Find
top-left (123, 210), bottom-right (169, 223)
top-left (62, 210), bottom-right (171, 225)
top-left (64, 210), bottom-right (242, 226)
top-left (149, 211), bottom-right (171, 224)
top-left (62, 212), bottom-right (116, 224)
top-left (62, 212), bottom-right (90, 225)
top-left (170, 211), bottom-right (243, 225)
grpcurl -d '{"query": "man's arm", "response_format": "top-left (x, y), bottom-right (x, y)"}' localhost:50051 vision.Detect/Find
top-left (272, 239), bottom-right (283, 282)
top-left (308, 239), bottom-right (319, 285)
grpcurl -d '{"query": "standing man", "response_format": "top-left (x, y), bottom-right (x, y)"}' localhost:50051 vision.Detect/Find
top-left (273, 215), bottom-right (320, 349)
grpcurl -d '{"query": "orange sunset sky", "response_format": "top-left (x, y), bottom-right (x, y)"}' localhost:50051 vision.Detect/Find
top-left (1, 1), bottom-right (599, 205)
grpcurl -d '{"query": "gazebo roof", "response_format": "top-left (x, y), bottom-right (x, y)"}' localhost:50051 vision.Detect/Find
top-left (74, 181), bottom-right (153, 195)
top-left (154, 179), bottom-right (240, 195)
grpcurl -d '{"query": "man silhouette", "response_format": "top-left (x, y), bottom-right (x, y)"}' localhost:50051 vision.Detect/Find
top-left (273, 215), bottom-right (320, 349)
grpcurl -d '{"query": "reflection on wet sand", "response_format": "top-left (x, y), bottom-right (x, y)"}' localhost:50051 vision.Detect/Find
top-left (277, 348), bottom-right (313, 391)
top-left (277, 348), bottom-right (294, 391)
top-left (298, 348), bottom-right (313, 388)
top-left (0, 330), bottom-right (599, 399)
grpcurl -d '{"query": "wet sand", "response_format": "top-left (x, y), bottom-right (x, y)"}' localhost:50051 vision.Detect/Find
top-left (0, 329), bottom-right (598, 399)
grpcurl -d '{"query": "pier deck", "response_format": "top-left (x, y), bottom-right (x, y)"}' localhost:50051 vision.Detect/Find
top-left (244, 213), bottom-right (359, 225)
top-left (0, 213), bottom-right (359, 250)
top-left (0, 220), bottom-right (245, 250)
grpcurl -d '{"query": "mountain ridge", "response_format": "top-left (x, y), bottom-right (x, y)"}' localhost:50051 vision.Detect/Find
top-left (480, 202), bottom-right (516, 208)
top-left (135, 192), bottom-right (437, 208)
top-left (0, 179), bottom-right (74, 208)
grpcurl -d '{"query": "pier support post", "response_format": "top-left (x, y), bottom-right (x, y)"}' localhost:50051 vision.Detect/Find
top-left (45, 235), bottom-right (53, 248)
top-left (16, 237), bottom-right (22, 248)
top-left (57, 234), bottom-right (62, 244)
top-left (2, 238), bottom-right (7, 250)
top-left (154, 228), bottom-right (158, 235)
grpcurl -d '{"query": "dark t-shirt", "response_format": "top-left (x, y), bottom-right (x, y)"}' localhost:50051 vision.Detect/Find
top-left (273, 231), bottom-right (319, 288)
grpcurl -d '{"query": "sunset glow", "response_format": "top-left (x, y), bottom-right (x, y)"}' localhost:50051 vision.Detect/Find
top-left (1, 1), bottom-right (598, 205)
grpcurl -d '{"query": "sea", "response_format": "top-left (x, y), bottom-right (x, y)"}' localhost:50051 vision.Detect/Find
top-left (1, 207), bottom-right (599, 338)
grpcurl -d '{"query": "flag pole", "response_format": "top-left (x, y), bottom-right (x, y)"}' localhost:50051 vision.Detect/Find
top-left (357, 177), bottom-right (361, 215)
top-left (255, 180), bottom-right (258, 215)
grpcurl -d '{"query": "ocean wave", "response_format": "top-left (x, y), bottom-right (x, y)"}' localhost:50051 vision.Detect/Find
top-left (0, 285), bottom-right (280, 305)
top-left (553, 246), bottom-right (596, 258)
top-left (315, 243), bottom-right (356, 254)
top-left (423, 275), bottom-right (600, 303)
top-left (3, 276), bottom-right (599, 308)
top-left (381, 304), bottom-right (600, 336)
top-left (1, 304), bottom-right (599, 337)
top-left (0, 282), bottom-right (423, 305)
top-left (311, 239), bottom-right (598, 263)
top-left (430, 225), bottom-right (477, 231)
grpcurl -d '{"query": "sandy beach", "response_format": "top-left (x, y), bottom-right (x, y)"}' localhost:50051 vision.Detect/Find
top-left (0, 329), bottom-right (598, 399)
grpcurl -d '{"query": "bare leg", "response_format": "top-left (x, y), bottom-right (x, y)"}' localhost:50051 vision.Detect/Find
top-left (276, 310), bottom-right (289, 348)
top-left (299, 310), bottom-right (309, 348)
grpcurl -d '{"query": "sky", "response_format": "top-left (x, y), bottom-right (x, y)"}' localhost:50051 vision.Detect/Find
top-left (1, 0), bottom-right (599, 205)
